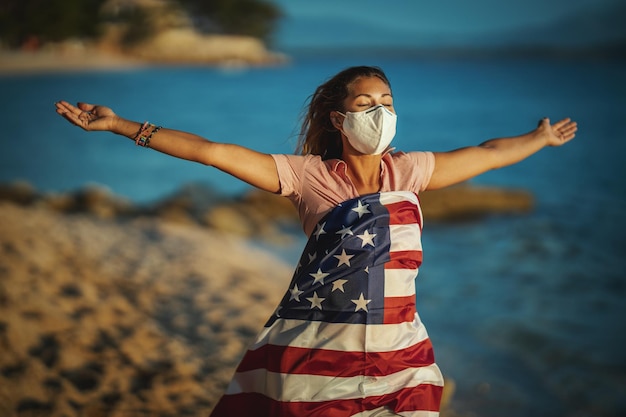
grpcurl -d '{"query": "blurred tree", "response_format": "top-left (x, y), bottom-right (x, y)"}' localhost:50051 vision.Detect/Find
top-left (100, 2), bottom-right (182, 47)
top-left (177, 0), bottom-right (282, 43)
top-left (0, 0), bottom-right (282, 49)
top-left (0, 0), bottom-right (106, 48)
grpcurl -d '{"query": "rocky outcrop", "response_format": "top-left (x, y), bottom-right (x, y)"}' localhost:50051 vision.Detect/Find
top-left (98, 0), bottom-right (286, 66)
top-left (0, 180), bottom-right (534, 240)
top-left (127, 28), bottom-right (287, 66)
top-left (420, 183), bottom-right (534, 221)
top-left (0, 1), bottom-right (287, 74)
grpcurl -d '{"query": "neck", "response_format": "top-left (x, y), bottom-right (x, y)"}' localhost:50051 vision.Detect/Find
top-left (342, 152), bottom-right (383, 194)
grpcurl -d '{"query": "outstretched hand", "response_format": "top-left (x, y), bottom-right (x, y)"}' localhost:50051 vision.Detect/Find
top-left (537, 117), bottom-right (577, 147)
top-left (55, 101), bottom-right (117, 132)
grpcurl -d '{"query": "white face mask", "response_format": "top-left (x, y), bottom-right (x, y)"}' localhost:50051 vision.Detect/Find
top-left (338, 104), bottom-right (397, 155)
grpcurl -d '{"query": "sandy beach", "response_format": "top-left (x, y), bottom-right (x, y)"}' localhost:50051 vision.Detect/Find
top-left (0, 201), bottom-right (292, 416)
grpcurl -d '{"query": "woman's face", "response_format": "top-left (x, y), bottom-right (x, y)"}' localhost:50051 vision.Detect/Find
top-left (342, 76), bottom-right (394, 114)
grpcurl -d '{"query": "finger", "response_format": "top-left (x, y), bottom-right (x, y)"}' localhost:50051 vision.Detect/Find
top-left (77, 102), bottom-right (95, 112)
top-left (561, 121), bottom-right (577, 131)
top-left (61, 114), bottom-right (81, 129)
top-left (54, 100), bottom-right (71, 112)
top-left (56, 100), bottom-right (82, 116)
top-left (551, 117), bottom-right (572, 129)
top-left (557, 121), bottom-right (577, 135)
top-left (557, 123), bottom-right (577, 142)
top-left (561, 124), bottom-right (578, 138)
top-left (561, 131), bottom-right (576, 142)
top-left (61, 110), bottom-right (82, 125)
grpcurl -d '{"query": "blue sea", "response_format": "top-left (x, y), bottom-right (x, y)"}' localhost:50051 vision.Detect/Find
top-left (1, 53), bottom-right (625, 416)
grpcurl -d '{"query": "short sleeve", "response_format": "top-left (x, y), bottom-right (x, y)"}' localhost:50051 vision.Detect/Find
top-left (387, 151), bottom-right (435, 193)
top-left (409, 151), bottom-right (435, 192)
top-left (270, 154), bottom-right (308, 198)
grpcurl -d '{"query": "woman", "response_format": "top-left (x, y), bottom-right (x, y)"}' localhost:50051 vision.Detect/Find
top-left (55, 66), bottom-right (577, 417)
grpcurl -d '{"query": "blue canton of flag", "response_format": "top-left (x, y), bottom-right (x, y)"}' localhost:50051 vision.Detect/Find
top-left (267, 193), bottom-right (397, 326)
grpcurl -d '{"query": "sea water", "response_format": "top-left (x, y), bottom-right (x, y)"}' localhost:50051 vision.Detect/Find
top-left (1, 54), bottom-right (625, 416)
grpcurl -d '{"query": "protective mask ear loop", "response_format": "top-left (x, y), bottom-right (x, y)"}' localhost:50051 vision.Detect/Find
top-left (334, 111), bottom-right (347, 133)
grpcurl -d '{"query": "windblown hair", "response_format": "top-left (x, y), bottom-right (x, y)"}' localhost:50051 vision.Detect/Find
top-left (296, 66), bottom-right (392, 160)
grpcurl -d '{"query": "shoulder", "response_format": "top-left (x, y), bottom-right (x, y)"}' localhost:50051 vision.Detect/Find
top-left (273, 153), bottom-right (340, 173)
top-left (385, 150), bottom-right (436, 192)
top-left (271, 153), bottom-right (321, 165)
top-left (387, 150), bottom-right (435, 167)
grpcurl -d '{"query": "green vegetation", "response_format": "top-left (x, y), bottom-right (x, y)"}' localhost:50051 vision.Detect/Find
top-left (0, 0), bottom-right (282, 48)
top-left (178, 0), bottom-right (282, 42)
top-left (0, 0), bottom-right (106, 47)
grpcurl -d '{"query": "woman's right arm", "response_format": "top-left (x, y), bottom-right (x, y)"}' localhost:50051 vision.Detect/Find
top-left (55, 101), bottom-right (280, 193)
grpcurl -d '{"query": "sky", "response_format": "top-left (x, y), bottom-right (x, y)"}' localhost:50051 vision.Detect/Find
top-left (268, 0), bottom-right (626, 50)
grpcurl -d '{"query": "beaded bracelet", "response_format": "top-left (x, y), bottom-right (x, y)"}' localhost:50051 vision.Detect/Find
top-left (134, 121), bottom-right (153, 146)
top-left (143, 125), bottom-right (162, 148)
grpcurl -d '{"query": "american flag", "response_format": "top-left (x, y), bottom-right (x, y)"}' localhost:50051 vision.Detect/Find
top-left (210, 192), bottom-right (444, 417)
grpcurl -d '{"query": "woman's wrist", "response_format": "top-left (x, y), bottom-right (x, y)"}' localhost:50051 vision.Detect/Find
top-left (111, 117), bottom-right (139, 139)
top-left (534, 119), bottom-right (554, 147)
top-left (533, 128), bottom-right (551, 148)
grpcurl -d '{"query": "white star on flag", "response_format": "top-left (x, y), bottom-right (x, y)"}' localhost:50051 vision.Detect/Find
top-left (331, 279), bottom-right (348, 292)
top-left (357, 230), bottom-right (376, 247)
top-left (333, 249), bottom-right (354, 267)
top-left (289, 284), bottom-right (304, 301)
top-left (313, 222), bottom-right (326, 240)
top-left (309, 268), bottom-right (329, 285)
top-left (306, 292), bottom-right (325, 310)
top-left (351, 200), bottom-right (371, 218)
top-left (336, 225), bottom-right (354, 239)
top-left (351, 293), bottom-right (371, 312)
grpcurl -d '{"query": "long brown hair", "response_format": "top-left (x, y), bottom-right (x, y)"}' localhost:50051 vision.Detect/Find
top-left (296, 66), bottom-right (392, 160)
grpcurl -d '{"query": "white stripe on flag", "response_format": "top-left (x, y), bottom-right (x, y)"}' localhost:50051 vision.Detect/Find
top-left (227, 364), bottom-right (444, 401)
top-left (379, 192), bottom-right (420, 207)
top-left (252, 316), bottom-right (430, 352)
top-left (389, 224), bottom-right (422, 252)
top-left (350, 409), bottom-right (440, 417)
top-left (384, 268), bottom-right (418, 297)
top-left (396, 412), bottom-right (441, 417)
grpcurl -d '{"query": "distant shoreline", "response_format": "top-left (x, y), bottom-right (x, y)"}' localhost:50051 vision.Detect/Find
top-left (2, 42), bottom-right (622, 76)
top-left (0, 49), bottom-right (146, 75)
top-left (0, 33), bottom-right (288, 76)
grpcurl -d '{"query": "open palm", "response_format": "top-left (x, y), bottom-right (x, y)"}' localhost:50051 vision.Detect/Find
top-left (55, 101), bottom-right (117, 132)
top-left (538, 117), bottom-right (577, 147)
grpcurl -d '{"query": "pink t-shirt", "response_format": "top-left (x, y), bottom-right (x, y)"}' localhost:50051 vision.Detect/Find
top-left (271, 151), bottom-right (435, 237)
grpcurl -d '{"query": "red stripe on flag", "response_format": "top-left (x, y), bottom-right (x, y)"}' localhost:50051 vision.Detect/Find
top-left (387, 250), bottom-right (423, 270)
top-left (236, 337), bottom-right (435, 376)
top-left (386, 200), bottom-right (422, 227)
top-left (210, 383), bottom-right (443, 417)
top-left (383, 295), bottom-right (417, 324)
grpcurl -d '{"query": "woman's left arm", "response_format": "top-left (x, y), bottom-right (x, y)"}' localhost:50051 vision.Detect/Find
top-left (426, 117), bottom-right (577, 190)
